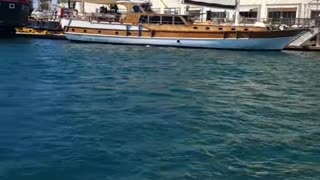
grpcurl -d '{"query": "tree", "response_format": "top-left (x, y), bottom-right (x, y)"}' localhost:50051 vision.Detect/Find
top-left (39, 0), bottom-right (50, 10)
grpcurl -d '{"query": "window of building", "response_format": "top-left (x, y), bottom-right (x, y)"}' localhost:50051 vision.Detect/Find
top-left (188, 10), bottom-right (201, 21)
top-left (240, 11), bottom-right (257, 18)
top-left (311, 11), bottom-right (320, 18)
top-left (240, 10), bottom-right (258, 24)
top-left (164, 8), bottom-right (180, 15)
top-left (268, 8), bottom-right (297, 19)
top-left (211, 12), bottom-right (226, 19)
top-left (268, 8), bottom-right (297, 25)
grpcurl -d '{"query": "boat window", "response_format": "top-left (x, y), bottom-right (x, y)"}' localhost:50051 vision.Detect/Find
top-left (146, 16), bottom-right (181, 25)
top-left (149, 16), bottom-right (161, 24)
top-left (231, 28), bottom-right (236, 31)
top-left (162, 16), bottom-right (173, 24)
top-left (182, 15), bottom-right (193, 24)
top-left (83, 29), bottom-right (87, 33)
top-left (244, 28), bottom-right (249, 31)
top-left (98, 30), bottom-right (101, 33)
top-left (132, 5), bottom-right (141, 13)
top-left (139, 16), bottom-right (149, 23)
top-left (206, 27), bottom-right (210, 30)
top-left (174, 17), bottom-right (185, 25)
top-left (218, 27), bottom-right (223, 30)
top-left (115, 32), bottom-right (119, 35)
top-left (193, 27), bottom-right (198, 29)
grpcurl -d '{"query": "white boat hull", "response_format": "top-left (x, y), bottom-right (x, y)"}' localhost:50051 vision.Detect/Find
top-left (65, 32), bottom-right (296, 50)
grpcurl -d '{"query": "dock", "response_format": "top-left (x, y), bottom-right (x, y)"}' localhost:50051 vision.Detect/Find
top-left (286, 27), bottom-right (320, 51)
top-left (15, 32), bottom-right (67, 40)
top-left (15, 19), bottom-right (66, 40)
top-left (285, 45), bottom-right (320, 51)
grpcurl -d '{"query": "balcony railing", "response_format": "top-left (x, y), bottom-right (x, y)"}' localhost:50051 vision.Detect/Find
top-left (209, 17), bottom-right (320, 28)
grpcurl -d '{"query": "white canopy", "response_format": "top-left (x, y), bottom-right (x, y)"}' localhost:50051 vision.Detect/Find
top-left (183, 0), bottom-right (237, 9)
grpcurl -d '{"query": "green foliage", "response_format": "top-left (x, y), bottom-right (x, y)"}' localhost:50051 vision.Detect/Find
top-left (58, 0), bottom-right (68, 4)
top-left (39, 0), bottom-right (49, 10)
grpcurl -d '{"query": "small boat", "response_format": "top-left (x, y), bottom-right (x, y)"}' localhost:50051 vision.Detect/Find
top-left (61, 0), bottom-right (304, 50)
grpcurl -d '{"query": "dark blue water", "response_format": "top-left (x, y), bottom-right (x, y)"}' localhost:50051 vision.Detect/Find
top-left (0, 38), bottom-right (319, 180)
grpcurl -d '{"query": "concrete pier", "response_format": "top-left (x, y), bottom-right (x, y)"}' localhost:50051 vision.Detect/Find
top-left (317, 32), bottom-right (320, 47)
top-left (286, 27), bottom-right (320, 51)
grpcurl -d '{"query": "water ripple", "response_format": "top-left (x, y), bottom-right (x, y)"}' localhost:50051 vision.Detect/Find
top-left (0, 39), bottom-right (319, 179)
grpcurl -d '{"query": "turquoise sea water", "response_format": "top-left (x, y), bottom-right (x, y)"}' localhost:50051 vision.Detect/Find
top-left (0, 38), bottom-right (319, 180)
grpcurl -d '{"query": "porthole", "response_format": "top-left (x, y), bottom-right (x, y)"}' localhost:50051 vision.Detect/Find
top-left (83, 29), bottom-right (87, 33)
top-left (218, 27), bottom-right (223, 30)
top-left (206, 27), bottom-right (210, 30)
top-left (98, 30), bottom-right (101, 33)
top-left (128, 32), bottom-right (131, 36)
top-left (193, 27), bottom-right (198, 29)
top-left (244, 28), bottom-right (249, 31)
top-left (9, 3), bottom-right (15, 9)
top-left (115, 32), bottom-right (119, 35)
top-left (71, 29), bottom-right (75, 32)
top-left (231, 28), bottom-right (236, 31)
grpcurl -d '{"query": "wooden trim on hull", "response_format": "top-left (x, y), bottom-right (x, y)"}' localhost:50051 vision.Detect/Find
top-left (65, 26), bottom-right (303, 40)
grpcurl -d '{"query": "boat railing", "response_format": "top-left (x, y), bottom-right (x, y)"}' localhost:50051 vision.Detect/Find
top-left (261, 18), bottom-right (315, 28)
top-left (210, 18), bottom-right (319, 29)
top-left (163, 7), bottom-right (181, 15)
top-left (87, 12), bottom-right (121, 23)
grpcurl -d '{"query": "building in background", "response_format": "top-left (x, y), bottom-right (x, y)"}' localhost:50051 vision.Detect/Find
top-left (151, 0), bottom-right (320, 20)
top-left (66, 0), bottom-right (320, 21)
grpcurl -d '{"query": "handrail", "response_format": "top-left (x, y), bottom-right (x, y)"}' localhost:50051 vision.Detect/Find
top-left (205, 17), bottom-right (320, 28)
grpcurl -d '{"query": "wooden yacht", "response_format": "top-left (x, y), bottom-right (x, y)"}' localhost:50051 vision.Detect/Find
top-left (61, 0), bottom-right (304, 50)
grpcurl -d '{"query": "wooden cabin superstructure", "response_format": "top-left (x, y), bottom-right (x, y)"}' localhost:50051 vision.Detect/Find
top-left (62, 1), bottom-right (304, 50)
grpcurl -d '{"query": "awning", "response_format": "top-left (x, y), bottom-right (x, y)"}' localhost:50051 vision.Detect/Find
top-left (183, 0), bottom-right (237, 9)
top-left (268, 8), bottom-right (297, 12)
top-left (240, 7), bottom-right (258, 12)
